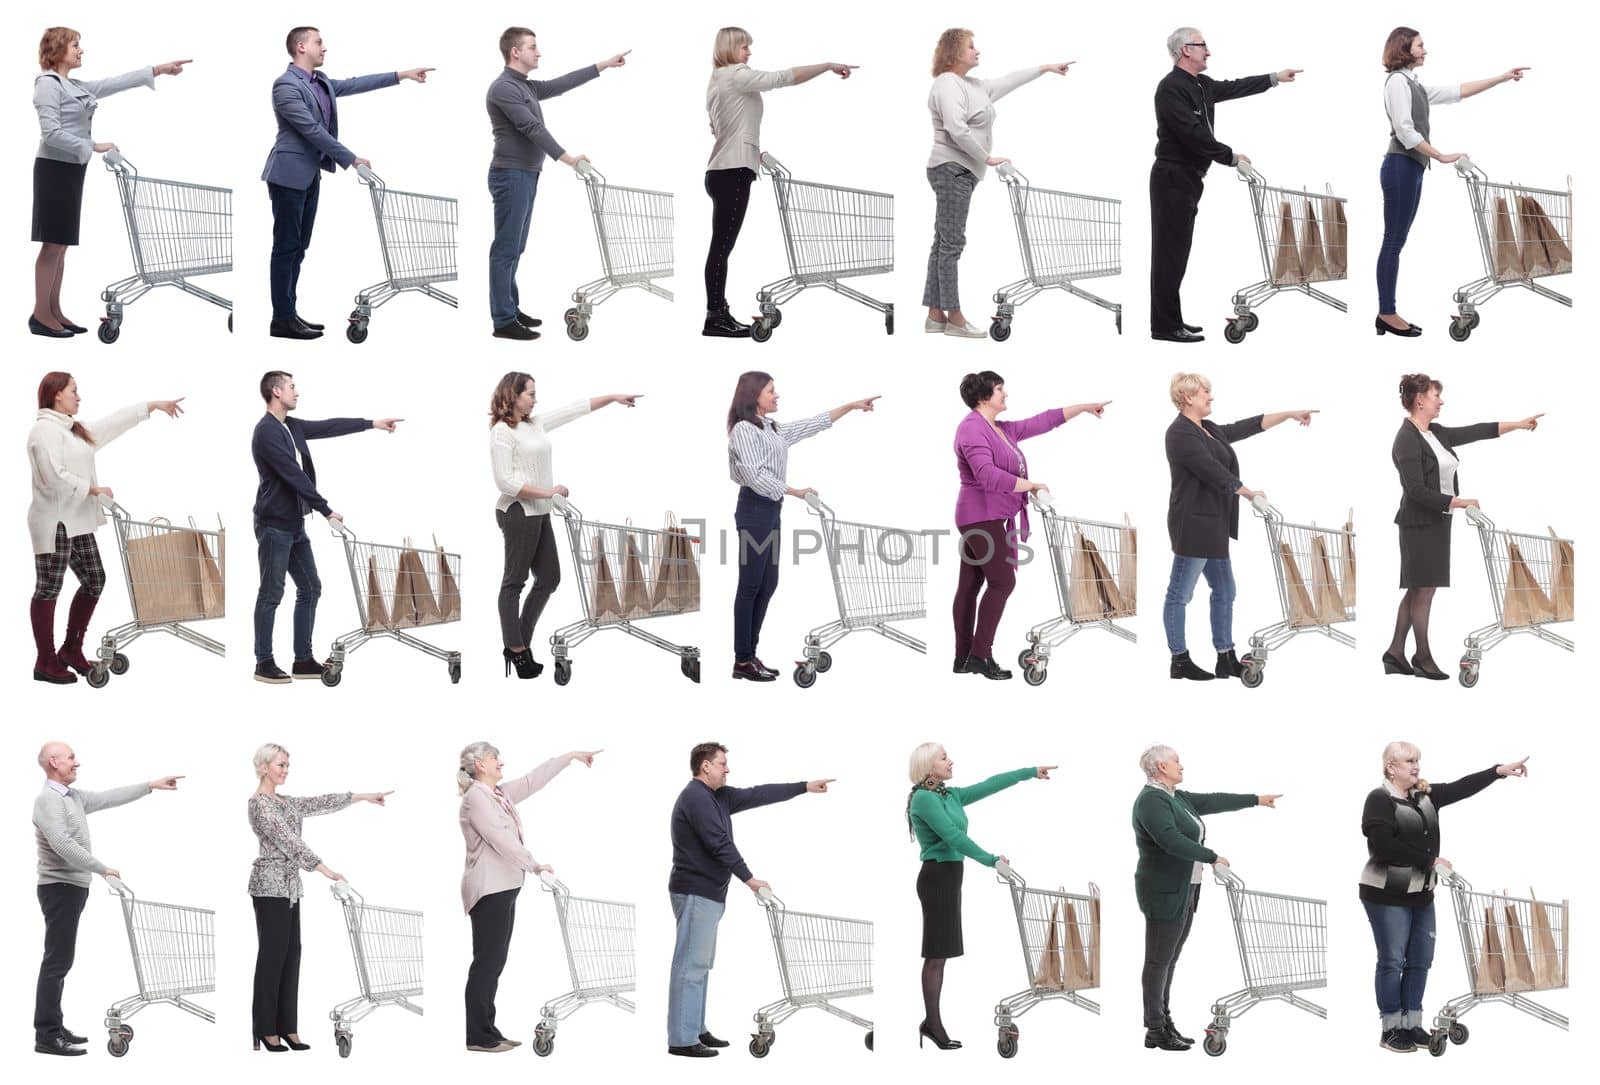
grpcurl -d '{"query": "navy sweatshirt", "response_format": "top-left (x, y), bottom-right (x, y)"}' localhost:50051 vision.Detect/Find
top-left (1153, 67), bottom-right (1274, 175)
top-left (251, 413), bottom-right (371, 529)
top-left (668, 778), bottom-right (806, 902)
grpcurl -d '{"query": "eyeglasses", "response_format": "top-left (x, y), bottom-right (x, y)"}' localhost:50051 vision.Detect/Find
top-left (1184, 41), bottom-right (1208, 50)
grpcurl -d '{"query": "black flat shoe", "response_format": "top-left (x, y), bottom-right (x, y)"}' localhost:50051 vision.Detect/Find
top-left (1382, 651), bottom-right (1415, 675)
top-left (1214, 649), bottom-right (1244, 679)
top-left (1144, 1027), bottom-right (1190, 1051)
top-left (1375, 316), bottom-right (1422, 337)
top-left (59, 320), bottom-right (88, 334)
top-left (516, 310), bottom-right (543, 329)
top-left (269, 318), bottom-right (321, 340)
top-left (1181, 322), bottom-right (1204, 334)
top-left (698, 1031), bottom-right (730, 1048)
top-left (29, 315), bottom-right (73, 338)
top-left (731, 660), bottom-right (775, 682)
top-left (667, 1043), bottom-right (718, 1057)
top-left (918, 1022), bottom-right (961, 1050)
top-left (952, 655), bottom-right (970, 674)
top-left (1169, 651), bottom-right (1215, 681)
top-left (1151, 328), bottom-right (1204, 343)
top-left (1411, 654), bottom-right (1450, 681)
top-left (293, 314), bottom-right (325, 331)
top-left (35, 1037), bottom-right (86, 1056)
top-left (493, 321), bottom-right (539, 340)
top-left (965, 656), bottom-right (1012, 680)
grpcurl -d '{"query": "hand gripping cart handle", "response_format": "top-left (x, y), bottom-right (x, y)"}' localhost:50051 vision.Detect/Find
top-left (346, 161), bottom-right (458, 343)
top-left (325, 518), bottom-right (463, 686)
top-left (990, 861), bottom-right (1101, 1058)
top-left (328, 880), bottom-right (424, 1058)
top-left (1223, 159), bottom-right (1349, 344)
top-left (1238, 494), bottom-right (1357, 688)
top-left (530, 869), bottom-right (637, 1056)
top-left (102, 875), bottom-right (216, 1056)
top-left (1446, 156), bottom-right (1573, 340)
top-left (748, 884), bottom-right (874, 1056)
top-left (564, 158), bottom-right (674, 340)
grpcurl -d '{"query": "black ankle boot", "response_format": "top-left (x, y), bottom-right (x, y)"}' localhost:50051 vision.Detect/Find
top-left (1214, 649), bottom-right (1244, 679)
top-left (1169, 651), bottom-right (1215, 681)
top-left (1164, 1018), bottom-right (1194, 1045)
top-left (1144, 1026), bottom-right (1190, 1051)
top-left (702, 307), bottom-right (752, 338)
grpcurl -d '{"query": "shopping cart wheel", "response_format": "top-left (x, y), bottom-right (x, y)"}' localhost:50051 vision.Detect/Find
top-left (813, 651), bottom-right (832, 673)
top-left (1023, 663), bottom-right (1047, 686)
top-left (996, 1030), bottom-right (1018, 1059)
top-left (1448, 318), bottom-right (1472, 342)
top-left (1115, 311), bottom-right (1123, 335)
top-left (228, 313), bottom-right (233, 333)
top-left (107, 1033), bottom-right (129, 1057)
top-left (681, 657), bottom-right (701, 683)
top-left (1428, 1031), bottom-right (1448, 1057)
top-left (1240, 661), bottom-right (1265, 688)
top-left (1458, 661), bottom-right (1480, 688)
top-left (884, 310), bottom-right (893, 336)
top-left (864, 1030), bottom-right (873, 1051)
top-left (988, 318), bottom-right (1012, 342)
top-left (1449, 1022), bottom-right (1469, 1045)
top-left (346, 321), bottom-right (369, 344)
top-left (553, 659), bottom-right (572, 686)
top-left (793, 664), bottom-right (816, 688)
top-left (110, 652), bottom-right (130, 676)
top-left (1466, 311), bottom-right (1481, 329)
top-left (751, 318), bottom-right (774, 343)
top-left (564, 307), bottom-right (580, 323)
top-left (97, 319), bottom-right (121, 344)
top-left (1223, 320), bottom-right (1247, 345)
top-left (336, 1034), bottom-right (352, 1059)
top-left (1202, 1031), bottom-right (1226, 1056)
top-left (448, 661), bottom-right (461, 684)
top-left (566, 318), bottom-right (590, 342)
top-left (768, 308), bottom-right (783, 329)
top-left (749, 1035), bottom-right (772, 1058)
top-left (87, 663), bottom-right (110, 688)
top-left (1241, 312), bottom-right (1259, 332)
top-left (533, 1030), bottom-right (554, 1057)
top-left (321, 665), bottom-right (343, 688)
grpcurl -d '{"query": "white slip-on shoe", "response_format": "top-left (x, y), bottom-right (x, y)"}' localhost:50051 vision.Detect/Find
top-left (942, 319), bottom-right (989, 339)
top-left (924, 316), bottom-right (948, 333)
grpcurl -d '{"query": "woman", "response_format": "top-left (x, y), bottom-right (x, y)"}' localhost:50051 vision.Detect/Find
top-left (952, 371), bottom-right (1109, 678)
top-left (925, 31), bottom-right (1070, 338)
top-left (248, 743), bottom-right (389, 1053)
top-left (1361, 742), bottom-right (1528, 1052)
top-left (26, 373), bottom-right (183, 684)
top-left (1387, 374), bottom-right (1541, 678)
top-left (1133, 745), bottom-right (1278, 1052)
top-left (489, 373), bottom-right (639, 678)
top-left (1163, 372), bottom-right (1315, 681)
top-left (32, 28), bottom-right (188, 337)
top-left (1375, 28), bottom-right (1526, 336)
top-left (703, 27), bottom-right (855, 338)
top-left (458, 742), bottom-right (599, 1053)
top-left (726, 372), bottom-right (877, 681)
top-left (906, 742), bottom-right (1053, 1050)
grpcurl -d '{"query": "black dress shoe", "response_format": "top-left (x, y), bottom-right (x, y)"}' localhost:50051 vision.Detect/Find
top-left (29, 316), bottom-right (74, 338)
top-left (1181, 322), bottom-right (1204, 334)
top-left (698, 1031), bottom-right (730, 1048)
top-left (1144, 1027), bottom-right (1190, 1051)
top-left (964, 656), bottom-right (1012, 680)
top-left (918, 1022), bottom-right (961, 1049)
top-left (61, 1030), bottom-right (88, 1045)
top-left (293, 313), bottom-right (325, 331)
top-left (493, 321), bottom-right (539, 340)
top-left (1169, 651), bottom-right (1215, 681)
top-left (1375, 316), bottom-right (1422, 337)
top-left (516, 310), bottom-right (544, 329)
top-left (35, 1037), bottom-right (86, 1056)
top-left (1411, 654), bottom-right (1450, 681)
top-left (952, 655), bottom-right (970, 674)
top-left (1151, 328), bottom-right (1204, 343)
top-left (1381, 651), bottom-right (1415, 675)
top-left (731, 660), bottom-right (776, 682)
top-left (284, 1038), bottom-right (311, 1051)
top-left (60, 320), bottom-right (88, 334)
top-left (750, 658), bottom-right (779, 679)
top-left (1164, 1019), bottom-right (1194, 1046)
top-left (702, 310), bottom-right (752, 338)
top-left (1214, 649), bottom-right (1244, 679)
top-left (667, 1043), bottom-right (718, 1057)
top-left (270, 318), bottom-right (321, 340)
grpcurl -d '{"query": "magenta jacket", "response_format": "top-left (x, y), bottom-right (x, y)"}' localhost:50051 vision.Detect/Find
top-left (953, 408), bottom-right (1066, 539)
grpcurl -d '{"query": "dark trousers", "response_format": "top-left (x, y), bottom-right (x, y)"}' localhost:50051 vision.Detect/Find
top-left (252, 897), bottom-right (302, 1039)
top-left (35, 882), bottom-right (89, 1043)
top-left (487, 167), bottom-right (540, 328)
top-left (732, 487), bottom-right (782, 662)
top-left (465, 888), bottom-right (519, 1046)
top-left (1142, 884), bottom-right (1200, 1028)
top-left (1149, 160), bottom-right (1205, 333)
top-left (254, 520), bottom-right (321, 664)
top-left (703, 167), bottom-right (755, 311)
top-left (1377, 154), bottom-right (1426, 314)
top-left (268, 177), bottom-right (321, 322)
top-left (496, 505), bottom-right (560, 649)
top-left (952, 520), bottom-right (1016, 659)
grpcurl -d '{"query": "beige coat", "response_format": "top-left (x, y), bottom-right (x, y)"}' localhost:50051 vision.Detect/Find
top-left (706, 64), bottom-right (795, 172)
top-left (459, 756), bottom-right (571, 914)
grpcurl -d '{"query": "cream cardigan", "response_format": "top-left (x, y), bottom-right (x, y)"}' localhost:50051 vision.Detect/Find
top-left (26, 405), bottom-right (148, 554)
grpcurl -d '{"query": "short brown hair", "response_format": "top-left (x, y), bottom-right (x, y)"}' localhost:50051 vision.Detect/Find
top-left (499, 26), bottom-right (534, 63)
top-left (39, 27), bottom-right (78, 70)
top-left (1382, 27), bottom-right (1421, 73)
top-left (261, 370), bottom-right (293, 404)
top-left (489, 371), bottom-right (534, 428)
top-left (931, 28), bottom-right (972, 77)
top-left (286, 26), bottom-right (318, 59)
top-left (1399, 373), bottom-right (1441, 410)
top-left (689, 742), bottom-right (727, 776)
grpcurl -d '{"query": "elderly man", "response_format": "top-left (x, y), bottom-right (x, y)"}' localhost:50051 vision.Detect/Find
top-left (32, 742), bottom-right (181, 1056)
top-left (1149, 28), bottom-right (1300, 343)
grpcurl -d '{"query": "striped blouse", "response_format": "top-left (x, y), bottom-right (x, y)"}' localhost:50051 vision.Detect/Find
top-left (728, 413), bottom-right (832, 502)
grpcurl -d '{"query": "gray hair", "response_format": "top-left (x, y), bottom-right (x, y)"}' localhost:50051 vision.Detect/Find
top-left (1170, 371), bottom-right (1211, 410)
top-left (458, 741), bottom-right (499, 795)
top-left (1167, 27), bottom-right (1202, 62)
top-left (1140, 744), bottom-right (1178, 782)
top-left (908, 742), bottom-right (944, 785)
top-left (253, 743), bottom-right (288, 777)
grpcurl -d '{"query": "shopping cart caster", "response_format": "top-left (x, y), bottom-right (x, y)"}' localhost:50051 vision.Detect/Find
top-left (1458, 659), bottom-right (1480, 688)
top-left (228, 312), bottom-right (233, 333)
top-left (98, 318), bottom-right (121, 344)
top-left (336, 1033), bottom-right (352, 1059)
top-left (565, 317), bottom-right (590, 341)
top-left (346, 320), bottom-right (369, 344)
top-left (767, 308), bottom-right (783, 329)
top-left (553, 659), bottom-right (572, 686)
top-left (1428, 1031), bottom-right (1448, 1057)
top-left (1448, 1021), bottom-right (1469, 1045)
top-left (448, 660), bottom-right (461, 684)
top-left (320, 665), bottom-right (343, 688)
top-left (996, 1028), bottom-right (1018, 1058)
top-left (1115, 310), bottom-right (1123, 335)
top-left (884, 309), bottom-right (893, 335)
top-left (1448, 317), bottom-right (1472, 342)
top-left (751, 318), bottom-right (774, 343)
top-left (1240, 657), bottom-right (1265, 688)
top-left (681, 657), bottom-right (701, 683)
top-left (793, 663), bottom-right (817, 688)
top-left (1023, 662), bottom-right (1047, 686)
top-left (749, 1034), bottom-right (773, 1058)
top-left (532, 1029), bottom-right (554, 1057)
top-left (1202, 1030), bottom-right (1227, 1056)
top-left (864, 1030), bottom-right (873, 1051)
top-left (110, 652), bottom-right (130, 676)
top-left (813, 650), bottom-right (832, 673)
top-left (87, 663), bottom-right (111, 688)
top-left (988, 318), bottom-right (1012, 342)
top-left (1223, 319), bottom-right (1247, 344)
top-left (107, 1033), bottom-right (130, 1057)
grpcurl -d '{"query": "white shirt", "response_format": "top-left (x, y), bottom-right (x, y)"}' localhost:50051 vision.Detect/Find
top-left (1383, 69), bottom-right (1461, 150)
top-left (706, 64), bottom-right (796, 173)
top-left (728, 413), bottom-right (832, 501)
top-left (490, 400), bottom-right (591, 516)
top-left (927, 67), bottom-right (1042, 179)
top-left (26, 405), bottom-right (148, 554)
top-left (1422, 430), bottom-right (1459, 495)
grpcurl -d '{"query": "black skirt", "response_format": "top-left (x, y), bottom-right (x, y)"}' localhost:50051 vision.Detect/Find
top-left (917, 860), bottom-right (964, 958)
top-left (1399, 518), bottom-right (1452, 589)
top-left (32, 157), bottom-right (89, 246)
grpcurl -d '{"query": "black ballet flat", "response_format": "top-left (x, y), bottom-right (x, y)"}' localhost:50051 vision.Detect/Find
top-left (1375, 316), bottom-right (1422, 337)
top-left (29, 315), bottom-right (73, 338)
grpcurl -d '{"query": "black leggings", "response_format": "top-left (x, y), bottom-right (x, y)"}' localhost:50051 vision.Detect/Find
top-left (704, 167), bottom-right (756, 311)
top-left (496, 504), bottom-right (560, 650)
top-left (252, 897), bottom-right (302, 1039)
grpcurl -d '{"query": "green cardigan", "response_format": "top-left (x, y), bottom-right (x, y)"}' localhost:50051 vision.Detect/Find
top-left (910, 767), bottom-right (1035, 867)
top-left (1132, 785), bottom-right (1259, 921)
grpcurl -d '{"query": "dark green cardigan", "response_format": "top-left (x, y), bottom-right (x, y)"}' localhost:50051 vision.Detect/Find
top-left (1132, 785), bottom-right (1259, 921)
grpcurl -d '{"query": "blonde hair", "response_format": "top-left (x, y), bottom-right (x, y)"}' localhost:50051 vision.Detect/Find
top-left (459, 741), bottom-right (498, 795)
top-left (1381, 740), bottom-right (1430, 793)
top-left (253, 743), bottom-right (288, 777)
top-left (712, 27), bottom-right (751, 67)
top-left (1169, 372), bottom-right (1211, 410)
top-left (1140, 744), bottom-right (1178, 782)
top-left (908, 742), bottom-right (944, 785)
top-left (931, 28), bottom-right (972, 77)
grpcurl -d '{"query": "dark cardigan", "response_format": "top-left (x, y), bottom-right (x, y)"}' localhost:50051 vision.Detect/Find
top-left (1165, 413), bottom-right (1264, 559)
top-left (1133, 785), bottom-right (1259, 922)
top-left (1392, 419), bottom-right (1499, 526)
top-left (1359, 766), bottom-right (1500, 907)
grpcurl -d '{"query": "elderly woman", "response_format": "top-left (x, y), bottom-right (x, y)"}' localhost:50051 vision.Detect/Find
top-left (458, 743), bottom-right (599, 1053)
top-left (703, 27), bottom-right (854, 338)
top-left (1361, 743), bottom-right (1528, 1052)
top-left (1163, 372), bottom-right (1316, 681)
top-left (26, 373), bottom-right (183, 685)
top-left (952, 370), bottom-right (1108, 678)
top-left (906, 742), bottom-right (1053, 1050)
top-left (248, 743), bottom-right (389, 1053)
top-left (1133, 745), bottom-right (1278, 1052)
top-left (31, 28), bottom-right (188, 337)
top-left (1387, 374), bottom-right (1541, 678)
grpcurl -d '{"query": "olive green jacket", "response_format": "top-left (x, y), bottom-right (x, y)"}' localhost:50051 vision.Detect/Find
top-left (1132, 785), bottom-right (1258, 921)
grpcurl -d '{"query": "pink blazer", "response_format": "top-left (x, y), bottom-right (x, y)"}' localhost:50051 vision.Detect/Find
top-left (459, 756), bottom-right (571, 914)
top-left (953, 408), bottom-right (1066, 539)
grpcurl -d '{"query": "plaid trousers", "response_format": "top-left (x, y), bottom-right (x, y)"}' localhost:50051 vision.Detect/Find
top-left (34, 523), bottom-right (105, 601)
top-left (922, 162), bottom-right (979, 310)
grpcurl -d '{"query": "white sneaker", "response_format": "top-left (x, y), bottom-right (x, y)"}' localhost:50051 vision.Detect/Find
top-left (924, 316), bottom-right (948, 333)
top-left (943, 319), bottom-right (989, 339)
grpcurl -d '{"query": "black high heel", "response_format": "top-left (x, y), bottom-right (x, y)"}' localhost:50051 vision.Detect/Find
top-left (503, 648), bottom-right (541, 679)
top-left (1375, 316), bottom-right (1422, 337)
top-left (284, 1038), bottom-right (310, 1051)
top-left (253, 1034), bottom-right (288, 1052)
top-left (1381, 652), bottom-right (1415, 675)
top-left (918, 1022), bottom-right (961, 1050)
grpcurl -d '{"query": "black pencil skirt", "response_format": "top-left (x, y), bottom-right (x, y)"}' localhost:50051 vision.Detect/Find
top-left (918, 860), bottom-right (965, 958)
top-left (1399, 518), bottom-right (1452, 589)
top-left (32, 157), bottom-right (89, 246)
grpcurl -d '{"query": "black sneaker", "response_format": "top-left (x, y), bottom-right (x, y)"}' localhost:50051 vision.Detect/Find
top-left (254, 660), bottom-right (292, 684)
top-left (1169, 651), bottom-right (1215, 681)
top-left (1379, 1028), bottom-right (1416, 1052)
top-left (493, 322), bottom-right (539, 340)
top-left (667, 1043), bottom-right (718, 1057)
top-left (515, 311), bottom-right (543, 329)
top-left (698, 1032), bottom-right (730, 1048)
top-left (291, 658), bottom-right (328, 680)
top-left (1406, 1026), bottom-right (1433, 1047)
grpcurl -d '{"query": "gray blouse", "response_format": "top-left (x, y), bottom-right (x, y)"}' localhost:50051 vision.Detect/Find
top-left (34, 67), bottom-right (155, 165)
top-left (247, 791), bottom-right (352, 901)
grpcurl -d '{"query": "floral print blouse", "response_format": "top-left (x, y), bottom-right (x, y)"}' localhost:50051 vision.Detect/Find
top-left (247, 791), bottom-right (352, 900)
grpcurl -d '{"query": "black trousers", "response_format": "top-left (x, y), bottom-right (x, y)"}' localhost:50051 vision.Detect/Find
top-left (1149, 160), bottom-right (1206, 333)
top-left (496, 505), bottom-right (561, 650)
top-left (252, 897), bottom-right (302, 1038)
top-left (703, 167), bottom-right (756, 311)
top-left (1142, 884), bottom-right (1200, 1028)
top-left (465, 887), bottom-right (519, 1046)
top-left (35, 882), bottom-right (89, 1043)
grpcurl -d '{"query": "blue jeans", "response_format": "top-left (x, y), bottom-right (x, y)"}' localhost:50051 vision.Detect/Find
top-left (1377, 154), bottom-right (1426, 314)
top-left (1162, 554), bottom-right (1235, 655)
top-left (254, 521), bottom-right (321, 664)
top-left (268, 177), bottom-right (320, 322)
top-left (667, 893), bottom-right (724, 1047)
top-left (487, 168), bottom-right (539, 328)
top-left (1363, 899), bottom-right (1436, 1029)
top-left (732, 488), bottom-right (782, 663)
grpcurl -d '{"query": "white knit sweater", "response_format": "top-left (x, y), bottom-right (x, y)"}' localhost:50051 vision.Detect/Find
top-left (26, 405), bottom-right (148, 554)
top-left (489, 400), bottom-right (591, 516)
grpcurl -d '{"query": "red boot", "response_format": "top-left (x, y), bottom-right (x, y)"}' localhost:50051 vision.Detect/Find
top-left (57, 591), bottom-right (100, 676)
top-left (30, 599), bottom-right (77, 684)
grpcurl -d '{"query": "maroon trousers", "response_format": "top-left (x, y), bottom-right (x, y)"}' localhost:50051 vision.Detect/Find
top-left (951, 520), bottom-right (1017, 659)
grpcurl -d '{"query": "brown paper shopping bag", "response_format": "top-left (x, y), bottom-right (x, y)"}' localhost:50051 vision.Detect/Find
top-left (619, 531), bottom-right (652, 620)
top-left (1117, 515), bottom-right (1137, 617)
top-left (1271, 201), bottom-right (1305, 284)
top-left (1062, 899), bottom-right (1095, 990)
top-left (125, 523), bottom-right (205, 624)
top-left (394, 541), bottom-right (442, 627)
top-left (1036, 900), bottom-right (1065, 989)
top-left (1522, 195), bottom-right (1572, 274)
top-left (1502, 899), bottom-right (1536, 992)
top-left (1528, 896), bottom-right (1564, 990)
top-left (1280, 543), bottom-right (1319, 626)
top-left (1492, 196), bottom-right (1527, 281)
top-left (1299, 200), bottom-right (1328, 281)
top-left (1340, 511), bottom-right (1357, 609)
top-left (589, 532), bottom-right (624, 622)
top-left (1549, 527), bottom-right (1575, 622)
top-left (1082, 535), bottom-right (1129, 617)
top-left (1068, 534), bottom-right (1109, 621)
top-left (1516, 196), bottom-right (1554, 277)
top-left (196, 528), bottom-right (225, 619)
top-left (1475, 905), bottom-right (1507, 993)
top-left (1321, 195), bottom-right (1347, 277)
top-left (1310, 535), bottom-right (1347, 625)
top-left (434, 536), bottom-right (461, 621)
top-left (364, 554), bottom-right (391, 631)
top-left (1502, 540), bottom-right (1557, 627)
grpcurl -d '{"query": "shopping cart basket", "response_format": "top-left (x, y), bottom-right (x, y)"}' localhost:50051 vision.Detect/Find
top-left (346, 164), bottom-right (457, 342)
top-left (102, 876), bottom-right (214, 1057)
top-left (1016, 492), bottom-right (1135, 686)
top-left (1222, 162), bottom-right (1348, 344)
top-left (794, 492), bottom-right (926, 687)
top-left (992, 862), bottom-right (1099, 1059)
top-left (1447, 157), bottom-right (1572, 341)
top-left (326, 522), bottom-right (461, 685)
top-left (1239, 496), bottom-right (1355, 688)
top-left (532, 871), bottom-right (635, 1056)
top-left (564, 161), bottom-right (673, 341)
top-left (1459, 507), bottom-right (1574, 687)
top-left (989, 164), bottom-right (1121, 340)
top-left (549, 496), bottom-right (701, 685)
top-left (750, 152), bottom-right (893, 342)
top-left (1427, 866), bottom-right (1567, 1056)
top-left (329, 881), bottom-right (422, 1058)
top-left (91, 500), bottom-right (224, 689)
top-left (749, 885), bottom-right (873, 1056)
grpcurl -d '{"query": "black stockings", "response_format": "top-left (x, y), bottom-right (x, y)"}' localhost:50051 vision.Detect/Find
top-left (921, 957), bottom-right (948, 1040)
top-left (1388, 587), bottom-right (1438, 665)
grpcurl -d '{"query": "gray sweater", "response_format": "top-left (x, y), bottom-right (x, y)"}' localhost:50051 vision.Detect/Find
top-left (486, 64), bottom-right (599, 171)
top-left (33, 781), bottom-right (151, 886)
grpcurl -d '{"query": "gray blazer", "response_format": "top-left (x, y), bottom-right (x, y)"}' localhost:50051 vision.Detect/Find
top-left (33, 67), bottom-right (155, 165)
top-left (261, 65), bottom-right (398, 190)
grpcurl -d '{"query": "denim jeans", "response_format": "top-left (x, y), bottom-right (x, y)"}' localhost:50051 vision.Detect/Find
top-left (487, 168), bottom-right (539, 328)
top-left (667, 892), bottom-right (724, 1047)
top-left (1162, 554), bottom-right (1235, 654)
top-left (1377, 154), bottom-right (1426, 314)
top-left (268, 177), bottom-right (320, 322)
top-left (1363, 899), bottom-right (1436, 1029)
top-left (254, 520), bottom-right (321, 664)
top-left (732, 488), bottom-right (782, 662)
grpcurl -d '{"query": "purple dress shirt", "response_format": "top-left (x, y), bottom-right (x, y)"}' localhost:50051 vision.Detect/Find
top-left (287, 64), bottom-right (332, 128)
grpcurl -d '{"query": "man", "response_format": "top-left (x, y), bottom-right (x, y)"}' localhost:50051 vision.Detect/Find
top-left (1149, 28), bottom-right (1300, 343)
top-left (666, 742), bottom-right (833, 1058)
top-left (262, 26), bottom-right (433, 339)
top-left (251, 371), bottom-right (400, 683)
top-left (486, 28), bottom-right (630, 340)
top-left (32, 742), bottom-right (181, 1057)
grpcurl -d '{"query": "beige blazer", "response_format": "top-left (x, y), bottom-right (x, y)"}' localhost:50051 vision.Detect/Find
top-left (459, 756), bottom-right (571, 914)
top-left (706, 64), bottom-right (795, 172)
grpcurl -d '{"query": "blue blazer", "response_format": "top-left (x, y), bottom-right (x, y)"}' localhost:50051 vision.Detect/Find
top-left (261, 64), bottom-right (398, 189)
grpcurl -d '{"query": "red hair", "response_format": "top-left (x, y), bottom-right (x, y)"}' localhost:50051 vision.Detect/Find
top-left (38, 372), bottom-right (93, 444)
top-left (39, 27), bottom-right (78, 71)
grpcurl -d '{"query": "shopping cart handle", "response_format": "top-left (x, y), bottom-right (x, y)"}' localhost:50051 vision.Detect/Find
top-left (574, 159), bottom-right (601, 182)
top-left (98, 496), bottom-right (130, 520)
top-left (1249, 494), bottom-right (1279, 519)
top-left (1029, 489), bottom-right (1054, 511)
top-left (328, 516), bottom-right (355, 539)
top-left (995, 162), bottom-right (1024, 185)
top-left (550, 493), bottom-right (574, 516)
top-left (1433, 863), bottom-right (1468, 890)
top-left (355, 163), bottom-right (383, 187)
top-left (759, 152), bottom-right (786, 176)
top-left (331, 879), bottom-right (362, 903)
top-left (537, 869), bottom-right (565, 892)
top-left (1463, 505), bottom-right (1490, 528)
top-left (102, 149), bottom-right (131, 172)
top-left (1211, 861), bottom-right (1244, 888)
top-left (1452, 155), bottom-right (1484, 180)
top-left (1235, 160), bottom-right (1265, 184)
top-left (755, 885), bottom-right (785, 909)
top-left (994, 859), bottom-right (1024, 886)
top-left (105, 875), bottom-right (132, 897)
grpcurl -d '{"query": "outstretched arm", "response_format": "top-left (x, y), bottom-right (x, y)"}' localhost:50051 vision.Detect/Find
top-left (1461, 67), bottom-right (1528, 100)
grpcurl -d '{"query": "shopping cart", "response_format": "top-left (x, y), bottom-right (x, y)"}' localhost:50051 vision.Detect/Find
top-left (1016, 492), bottom-right (1135, 686)
top-left (1459, 507), bottom-right (1574, 687)
top-left (1448, 157), bottom-right (1572, 341)
top-left (989, 164), bottom-right (1121, 340)
top-left (1239, 496), bottom-right (1355, 688)
top-left (102, 876), bottom-right (214, 1057)
top-left (794, 492), bottom-right (926, 687)
top-left (346, 164), bottom-right (457, 342)
top-left (1222, 162), bottom-right (1348, 344)
top-left (532, 870), bottom-right (635, 1056)
top-left (549, 496), bottom-right (701, 685)
top-left (749, 885), bottom-right (873, 1056)
top-left (329, 881), bottom-right (423, 1058)
top-left (97, 150), bottom-right (231, 343)
top-left (750, 152), bottom-right (894, 342)
top-left (90, 500), bottom-right (225, 689)
top-left (992, 862), bottom-right (1099, 1059)
top-left (564, 161), bottom-right (673, 341)
top-left (326, 522), bottom-right (462, 685)
top-left (1427, 866), bottom-right (1567, 1056)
